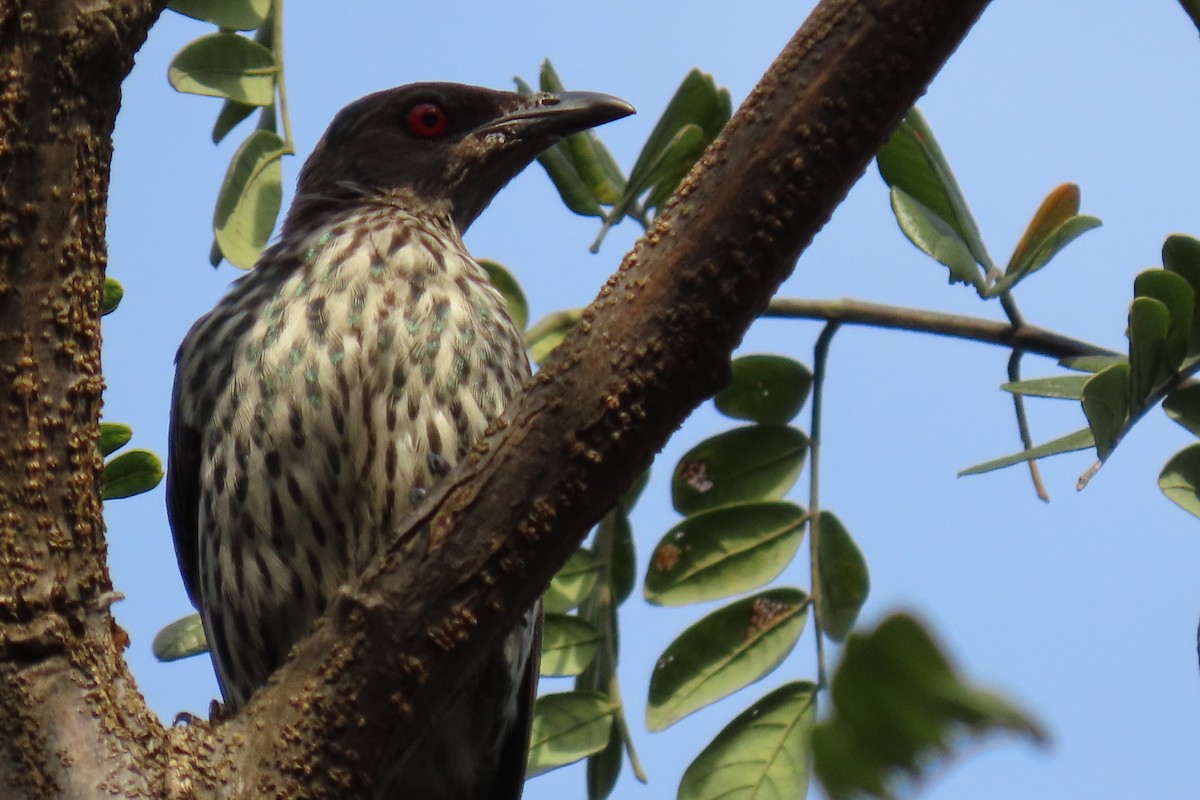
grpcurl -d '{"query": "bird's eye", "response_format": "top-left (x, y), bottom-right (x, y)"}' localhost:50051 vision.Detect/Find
top-left (406, 102), bottom-right (449, 138)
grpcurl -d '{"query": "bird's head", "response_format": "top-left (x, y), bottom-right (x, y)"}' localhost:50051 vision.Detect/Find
top-left (288, 82), bottom-right (634, 233)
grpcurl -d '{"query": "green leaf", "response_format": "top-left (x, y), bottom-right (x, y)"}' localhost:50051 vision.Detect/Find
top-left (1129, 295), bottom-right (1174, 403)
top-left (575, 601), bottom-right (617, 694)
top-left (812, 614), bottom-right (1045, 800)
top-left (1082, 363), bottom-right (1131, 461)
top-left (1162, 234), bottom-right (1200, 354)
top-left (255, 99), bottom-right (277, 133)
top-left (1059, 354), bottom-right (1128, 373)
top-left (575, 600), bottom-right (617, 693)
top-left (645, 501), bottom-right (806, 607)
top-left (620, 468), bottom-right (651, 513)
top-left (1159, 443), bottom-right (1200, 518)
top-left (815, 511), bottom-right (869, 642)
top-left (586, 723), bottom-right (623, 800)
top-left (889, 188), bottom-right (983, 292)
top-left (102, 449), bottom-right (164, 500)
top-left (641, 124), bottom-right (708, 211)
top-left (102, 276), bottom-right (124, 316)
top-left (539, 61), bottom-right (627, 206)
top-left (527, 691), bottom-right (617, 778)
top-left (541, 614), bottom-right (601, 677)
top-left (877, 107), bottom-right (990, 269)
top-left (646, 588), bottom-right (808, 731)
top-left (1164, 383), bottom-right (1200, 437)
top-left (634, 70), bottom-right (729, 175)
top-left (604, 509), bottom-right (637, 605)
top-left (1134, 269), bottom-right (1194, 370)
top-left (152, 613), bottom-right (208, 661)
top-left (533, 142), bottom-right (605, 217)
top-left (958, 428), bottom-right (1095, 477)
top-left (679, 682), bottom-right (817, 800)
top-left (518, 69), bottom-right (625, 219)
top-left (991, 184), bottom-right (1101, 295)
top-left (213, 129), bottom-right (286, 269)
top-left (212, 98), bottom-right (258, 143)
top-left (610, 69), bottom-right (730, 223)
top-left (167, 33), bottom-right (277, 106)
top-left (715, 355), bottom-right (812, 425)
top-left (545, 548), bottom-right (600, 614)
top-left (672, 425), bottom-right (808, 516)
top-left (479, 259), bottom-right (529, 331)
top-left (168, 0), bottom-right (271, 30)
top-left (1128, 295), bottom-right (1171, 402)
top-left (526, 309), bottom-right (581, 364)
top-left (1000, 374), bottom-right (1089, 400)
top-left (517, 75), bottom-right (604, 217)
top-left (99, 422), bottom-right (133, 457)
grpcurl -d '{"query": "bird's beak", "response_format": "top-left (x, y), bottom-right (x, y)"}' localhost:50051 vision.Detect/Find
top-left (481, 91), bottom-right (635, 140)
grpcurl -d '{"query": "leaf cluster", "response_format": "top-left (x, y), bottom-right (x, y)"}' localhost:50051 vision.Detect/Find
top-left (517, 61), bottom-right (730, 254)
top-left (167, 0), bottom-right (290, 269)
top-left (99, 279), bottom-right (165, 519)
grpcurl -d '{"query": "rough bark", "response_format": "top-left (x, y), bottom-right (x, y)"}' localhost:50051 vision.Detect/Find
top-left (0, 0), bottom-right (990, 797)
top-left (0, 2), bottom-right (168, 798)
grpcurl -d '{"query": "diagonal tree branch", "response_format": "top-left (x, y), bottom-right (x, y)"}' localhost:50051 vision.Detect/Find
top-left (195, 0), bottom-right (995, 795)
top-left (1, 0), bottom-right (995, 797)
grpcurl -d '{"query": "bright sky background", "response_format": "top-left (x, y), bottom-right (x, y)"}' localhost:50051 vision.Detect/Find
top-left (102, 2), bottom-right (1200, 798)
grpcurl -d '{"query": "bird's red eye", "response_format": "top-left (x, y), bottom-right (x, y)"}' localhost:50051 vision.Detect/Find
top-left (406, 102), bottom-right (449, 138)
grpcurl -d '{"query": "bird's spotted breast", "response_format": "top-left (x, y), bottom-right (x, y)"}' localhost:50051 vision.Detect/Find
top-left (178, 206), bottom-right (528, 708)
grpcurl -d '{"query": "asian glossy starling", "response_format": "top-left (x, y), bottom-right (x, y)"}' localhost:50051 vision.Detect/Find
top-left (166, 83), bottom-right (633, 799)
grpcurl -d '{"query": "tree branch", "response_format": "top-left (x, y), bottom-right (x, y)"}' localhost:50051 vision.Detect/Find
top-left (198, 0), bottom-right (996, 795)
top-left (764, 296), bottom-right (1119, 361)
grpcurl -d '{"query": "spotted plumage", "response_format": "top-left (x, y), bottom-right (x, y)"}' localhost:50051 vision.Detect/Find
top-left (167, 83), bottom-right (633, 799)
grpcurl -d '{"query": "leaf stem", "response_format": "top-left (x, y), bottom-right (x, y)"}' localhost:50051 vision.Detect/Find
top-left (524, 308), bottom-right (582, 349)
top-left (585, 511), bottom-right (647, 783)
top-left (273, 0), bottom-right (295, 153)
top-left (808, 322), bottom-right (840, 690)
top-left (1008, 351), bottom-right (1050, 501)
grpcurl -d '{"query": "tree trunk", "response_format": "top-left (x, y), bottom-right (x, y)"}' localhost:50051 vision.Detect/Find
top-left (0, 1), bottom-right (168, 796)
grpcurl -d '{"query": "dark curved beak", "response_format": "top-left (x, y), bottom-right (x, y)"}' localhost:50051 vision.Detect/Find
top-left (483, 91), bottom-right (635, 139)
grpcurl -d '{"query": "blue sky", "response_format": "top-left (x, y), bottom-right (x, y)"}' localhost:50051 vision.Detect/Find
top-left (103, 2), bottom-right (1200, 797)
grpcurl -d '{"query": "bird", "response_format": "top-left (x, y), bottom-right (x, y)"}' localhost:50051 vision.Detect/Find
top-left (166, 82), bottom-right (634, 799)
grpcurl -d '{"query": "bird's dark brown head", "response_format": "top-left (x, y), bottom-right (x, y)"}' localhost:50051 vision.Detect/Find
top-left (287, 82), bottom-right (634, 233)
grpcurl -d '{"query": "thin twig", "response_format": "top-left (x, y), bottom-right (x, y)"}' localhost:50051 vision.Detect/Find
top-left (808, 323), bottom-right (840, 690)
top-left (998, 292), bottom-right (1026, 329)
top-left (585, 511), bottom-right (647, 783)
top-left (764, 297), bottom-right (1118, 361)
top-left (1008, 351), bottom-right (1050, 501)
top-left (274, 0), bottom-right (295, 153)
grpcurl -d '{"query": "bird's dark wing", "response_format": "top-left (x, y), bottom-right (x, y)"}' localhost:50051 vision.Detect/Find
top-left (166, 307), bottom-right (243, 611)
top-left (490, 602), bottom-right (543, 800)
top-left (165, 349), bottom-right (205, 610)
